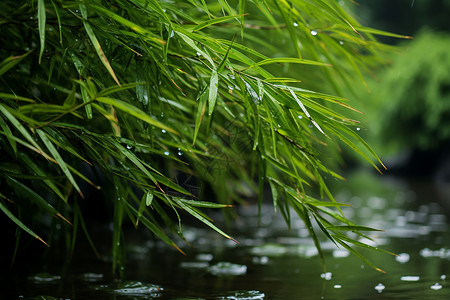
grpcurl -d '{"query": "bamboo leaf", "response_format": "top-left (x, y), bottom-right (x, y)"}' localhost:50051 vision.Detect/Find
top-left (18, 152), bottom-right (66, 202)
top-left (80, 4), bottom-right (121, 86)
top-left (96, 97), bottom-right (178, 135)
top-left (0, 201), bottom-right (48, 247)
top-left (38, 0), bottom-right (46, 64)
top-left (193, 14), bottom-right (243, 31)
top-left (6, 177), bottom-right (70, 224)
top-left (208, 70), bottom-right (219, 115)
top-left (36, 129), bottom-right (83, 197)
top-left (193, 88), bottom-right (208, 145)
top-left (0, 51), bottom-right (32, 77)
top-left (0, 104), bottom-right (41, 150)
top-left (177, 199), bottom-right (233, 208)
top-left (0, 114), bottom-right (17, 154)
top-left (173, 197), bottom-right (237, 243)
top-left (252, 57), bottom-right (331, 68)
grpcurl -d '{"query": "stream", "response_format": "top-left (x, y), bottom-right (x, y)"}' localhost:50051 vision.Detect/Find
top-left (3, 171), bottom-right (450, 299)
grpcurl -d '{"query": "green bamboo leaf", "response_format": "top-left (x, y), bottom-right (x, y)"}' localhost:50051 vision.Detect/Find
top-left (0, 104), bottom-right (41, 150)
top-left (218, 0), bottom-right (234, 15)
top-left (193, 88), bottom-right (208, 145)
top-left (90, 4), bottom-right (164, 45)
top-left (177, 199), bottom-right (233, 208)
top-left (0, 51), bottom-right (32, 78)
top-left (79, 82), bottom-right (93, 119)
top-left (289, 89), bottom-right (325, 135)
top-left (18, 152), bottom-right (66, 202)
top-left (208, 70), bottom-right (219, 115)
top-left (111, 139), bottom-right (161, 190)
top-left (354, 26), bottom-right (413, 39)
top-left (193, 14), bottom-right (242, 31)
top-left (36, 129), bottom-right (83, 197)
top-left (217, 38), bottom-right (234, 73)
top-left (252, 57), bottom-right (331, 68)
top-left (38, 0), bottom-right (46, 64)
top-left (0, 92), bottom-right (35, 103)
top-left (0, 202), bottom-right (48, 247)
top-left (238, 0), bottom-right (245, 36)
top-left (127, 202), bottom-right (184, 253)
top-left (327, 225), bottom-right (383, 232)
top-left (80, 4), bottom-right (121, 86)
top-left (97, 82), bottom-right (141, 97)
top-left (333, 236), bottom-right (386, 273)
top-left (146, 192), bottom-right (154, 206)
top-left (176, 31), bottom-right (216, 68)
top-left (0, 114), bottom-right (17, 154)
top-left (136, 191), bottom-right (153, 226)
top-left (50, 0), bottom-right (63, 45)
top-left (96, 97), bottom-right (178, 135)
top-left (6, 177), bottom-right (70, 223)
top-left (173, 197), bottom-right (237, 243)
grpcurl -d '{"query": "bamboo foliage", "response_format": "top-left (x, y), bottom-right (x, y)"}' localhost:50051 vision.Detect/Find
top-left (0, 0), bottom-right (397, 273)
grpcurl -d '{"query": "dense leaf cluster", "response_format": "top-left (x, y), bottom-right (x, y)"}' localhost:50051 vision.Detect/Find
top-left (0, 0), bottom-right (396, 273)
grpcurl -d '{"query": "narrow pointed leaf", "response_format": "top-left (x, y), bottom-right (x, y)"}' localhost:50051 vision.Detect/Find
top-left (38, 0), bottom-right (46, 64)
top-left (36, 129), bottom-right (83, 197)
top-left (208, 71), bottom-right (219, 115)
top-left (0, 202), bottom-right (48, 246)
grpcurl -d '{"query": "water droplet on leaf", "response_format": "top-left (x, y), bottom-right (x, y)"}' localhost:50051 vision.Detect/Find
top-left (375, 283), bottom-right (385, 293)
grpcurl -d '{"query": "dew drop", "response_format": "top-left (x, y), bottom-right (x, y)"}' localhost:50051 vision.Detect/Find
top-left (228, 85), bottom-right (235, 90)
top-left (374, 283), bottom-right (385, 293)
top-left (161, 129), bottom-right (167, 133)
top-left (339, 40), bottom-right (344, 45)
top-left (196, 52), bottom-right (201, 56)
top-left (298, 115), bottom-right (303, 119)
top-left (227, 73), bottom-right (235, 80)
top-left (395, 253), bottom-right (410, 263)
top-left (320, 272), bottom-right (332, 280)
top-left (310, 30), bottom-right (318, 36)
top-left (126, 145), bottom-right (132, 150)
top-left (334, 284), bottom-right (342, 289)
top-left (441, 275), bottom-right (447, 280)
top-left (293, 22), bottom-right (299, 27)
top-left (401, 276), bottom-right (420, 281)
top-left (356, 127), bottom-right (361, 131)
top-left (177, 151), bottom-right (183, 156)
top-left (431, 283), bottom-right (442, 290)
top-left (164, 151), bottom-right (170, 156)
top-left (170, 30), bottom-right (174, 38)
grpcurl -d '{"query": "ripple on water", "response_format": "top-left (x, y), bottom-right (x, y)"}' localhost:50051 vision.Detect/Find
top-left (80, 272), bottom-right (104, 282)
top-left (216, 290), bottom-right (265, 299)
top-left (208, 262), bottom-right (247, 276)
top-left (27, 273), bottom-right (61, 284)
top-left (93, 281), bottom-right (163, 296)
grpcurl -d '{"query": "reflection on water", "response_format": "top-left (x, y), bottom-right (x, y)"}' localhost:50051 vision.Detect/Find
top-left (5, 171), bottom-right (450, 299)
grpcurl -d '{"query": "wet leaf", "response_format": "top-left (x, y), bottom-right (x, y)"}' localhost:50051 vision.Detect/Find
top-left (208, 70), bottom-right (219, 115)
top-left (36, 129), bottom-right (83, 197)
top-left (38, 0), bottom-right (46, 64)
top-left (0, 202), bottom-right (48, 247)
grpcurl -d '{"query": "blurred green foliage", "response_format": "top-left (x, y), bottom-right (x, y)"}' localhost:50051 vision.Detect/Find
top-left (363, 30), bottom-right (450, 155)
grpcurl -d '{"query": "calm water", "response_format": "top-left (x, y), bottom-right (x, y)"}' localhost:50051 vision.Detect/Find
top-left (4, 171), bottom-right (450, 299)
